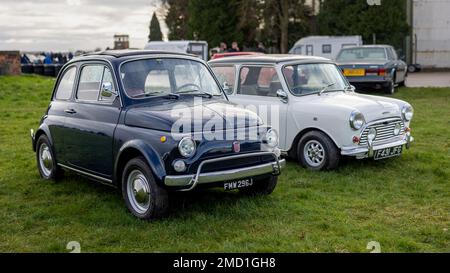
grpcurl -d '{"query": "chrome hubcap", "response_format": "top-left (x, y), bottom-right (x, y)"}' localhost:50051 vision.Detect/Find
top-left (127, 170), bottom-right (151, 214)
top-left (39, 143), bottom-right (53, 177)
top-left (304, 140), bottom-right (325, 167)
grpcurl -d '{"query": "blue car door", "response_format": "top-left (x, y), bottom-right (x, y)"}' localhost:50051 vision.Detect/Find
top-left (63, 63), bottom-right (121, 178)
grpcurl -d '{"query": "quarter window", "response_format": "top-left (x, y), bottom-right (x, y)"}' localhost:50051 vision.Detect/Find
top-left (55, 67), bottom-right (77, 100)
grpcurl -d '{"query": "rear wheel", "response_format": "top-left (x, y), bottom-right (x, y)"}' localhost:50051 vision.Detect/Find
top-left (297, 131), bottom-right (340, 171)
top-left (122, 157), bottom-right (169, 220)
top-left (36, 135), bottom-right (61, 180)
top-left (385, 80), bottom-right (395, 94)
top-left (240, 176), bottom-right (278, 196)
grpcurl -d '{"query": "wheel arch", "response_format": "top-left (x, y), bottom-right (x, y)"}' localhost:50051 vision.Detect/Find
top-left (288, 127), bottom-right (340, 159)
top-left (114, 140), bottom-right (167, 187)
top-left (33, 125), bottom-right (53, 152)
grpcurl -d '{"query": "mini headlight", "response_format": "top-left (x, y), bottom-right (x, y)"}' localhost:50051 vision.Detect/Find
top-left (265, 129), bottom-right (279, 148)
top-left (178, 137), bottom-right (196, 158)
top-left (350, 111), bottom-right (365, 130)
top-left (368, 128), bottom-right (377, 142)
top-left (402, 106), bottom-right (414, 121)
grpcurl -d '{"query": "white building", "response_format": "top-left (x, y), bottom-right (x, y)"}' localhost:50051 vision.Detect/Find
top-left (411, 0), bottom-right (450, 68)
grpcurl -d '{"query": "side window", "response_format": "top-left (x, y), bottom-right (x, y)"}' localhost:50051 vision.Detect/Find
top-left (306, 45), bottom-right (314, 56)
top-left (145, 70), bottom-right (171, 95)
top-left (211, 66), bottom-right (236, 94)
top-left (238, 66), bottom-right (280, 97)
top-left (99, 67), bottom-right (116, 102)
top-left (55, 67), bottom-right (77, 100)
top-left (322, 44), bottom-right (332, 54)
top-left (77, 65), bottom-right (104, 101)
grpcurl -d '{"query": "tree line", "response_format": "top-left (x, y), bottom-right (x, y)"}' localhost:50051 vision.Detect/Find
top-left (148, 0), bottom-right (409, 53)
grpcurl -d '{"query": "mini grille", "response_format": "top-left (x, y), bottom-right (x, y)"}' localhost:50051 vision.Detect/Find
top-left (359, 119), bottom-right (405, 146)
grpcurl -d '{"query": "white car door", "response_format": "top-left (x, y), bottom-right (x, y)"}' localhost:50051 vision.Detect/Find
top-left (228, 65), bottom-right (289, 150)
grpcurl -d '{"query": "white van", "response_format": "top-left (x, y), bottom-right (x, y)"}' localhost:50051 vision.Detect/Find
top-left (145, 41), bottom-right (209, 61)
top-left (289, 36), bottom-right (363, 60)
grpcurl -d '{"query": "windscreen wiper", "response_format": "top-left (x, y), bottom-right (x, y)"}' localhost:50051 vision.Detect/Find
top-left (133, 92), bottom-right (180, 100)
top-left (177, 90), bottom-right (213, 98)
top-left (319, 82), bottom-right (336, 96)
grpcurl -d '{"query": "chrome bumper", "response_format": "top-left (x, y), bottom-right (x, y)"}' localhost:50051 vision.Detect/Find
top-left (165, 152), bottom-right (286, 191)
top-left (341, 133), bottom-right (414, 158)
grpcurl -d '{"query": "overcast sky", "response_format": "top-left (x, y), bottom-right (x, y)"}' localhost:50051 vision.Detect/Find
top-left (0, 0), bottom-right (168, 52)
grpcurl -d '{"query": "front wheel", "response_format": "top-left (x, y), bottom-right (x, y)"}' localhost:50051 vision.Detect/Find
top-left (240, 176), bottom-right (278, 196)
top-left (297, 131), bottom-right (340, 171)
top-left (122, 157), bottom-right (169, 220)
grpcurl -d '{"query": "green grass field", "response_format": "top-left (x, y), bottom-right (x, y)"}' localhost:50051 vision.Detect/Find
top-left (0, 75), bottom-right (448, 253)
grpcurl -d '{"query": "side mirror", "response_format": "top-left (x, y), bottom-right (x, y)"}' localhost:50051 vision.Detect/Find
top-left (276, 89), bottom-right (288, 102)
top-left (350, 85), bottom-right (356, 92)
top-left (101, 82), bottom-right (115, 98)
top-left (222, 82), bottom-right (232, 95)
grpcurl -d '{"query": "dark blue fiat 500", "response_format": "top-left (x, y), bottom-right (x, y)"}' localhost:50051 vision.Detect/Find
top-left (31, 50), bottom-right (285, 220)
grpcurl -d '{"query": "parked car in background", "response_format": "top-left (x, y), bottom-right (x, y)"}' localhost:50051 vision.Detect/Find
top-left (211, 52), bottom-right (263, 60)
top-left (289, 36), bottom-right (363, 60)
top-left (336, 45), bottom-right (408, 94)
top-left (210, 55), bottom-right (414, 171)
top-left (31, 50), bottom-right (285, 220)
top-left (145, 41), bottom-right (209, 61)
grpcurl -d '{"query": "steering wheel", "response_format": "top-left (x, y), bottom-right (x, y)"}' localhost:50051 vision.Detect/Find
top-left (176, 83), bottom-right (201, 93)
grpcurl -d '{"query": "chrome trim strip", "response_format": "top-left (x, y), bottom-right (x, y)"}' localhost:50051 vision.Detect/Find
top-left (165, 152), bottom-right (285, 191)
top-left (57, 163), bottom-right (113, 184)
top-left (341, 136), bottom-right (414, 157)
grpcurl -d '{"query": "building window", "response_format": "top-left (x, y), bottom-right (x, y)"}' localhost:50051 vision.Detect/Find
top-left (306, 45), bottom-right (313, 56)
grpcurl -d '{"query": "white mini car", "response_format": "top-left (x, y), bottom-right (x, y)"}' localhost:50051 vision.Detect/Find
top-left (210, 55), bottom-right (414, 171)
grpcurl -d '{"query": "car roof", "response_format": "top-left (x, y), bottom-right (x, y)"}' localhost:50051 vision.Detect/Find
top-left (209, 54), bottom-right (332, 65)
top-left (73, 50), bottom-right (195, 62)
top-left (342, 45), bottom-right (393, 49)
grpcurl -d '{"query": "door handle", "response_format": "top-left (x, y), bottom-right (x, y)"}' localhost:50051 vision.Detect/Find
top-left (65, 109), bottom-right (77, 114)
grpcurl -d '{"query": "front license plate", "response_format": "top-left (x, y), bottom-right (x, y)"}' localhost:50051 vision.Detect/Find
top-left (344, 68), bottom-right (365, 77)
top-left (374, 146), bottom-right (403, 160)
top-left (224, 178), bottom-right (254, 191)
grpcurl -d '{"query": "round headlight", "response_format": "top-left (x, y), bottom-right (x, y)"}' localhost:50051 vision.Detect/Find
top-left (350, 111), bottom-right (365, 130)
top-left (178, 137), bottom-right (196, 158)
top-left (394, 123), bottom-right (402, 136)
top-left (402, 106), bottom-right (414, 121)
top-left (368, 128), bottom-right (377, 142)
top-left (265, 129), bottom-right (279, 148)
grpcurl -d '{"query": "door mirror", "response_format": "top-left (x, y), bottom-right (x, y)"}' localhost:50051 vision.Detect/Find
top-left (101, 82), bottom-right (115, 98)
top-left (276, 89), bottom-right (288, 102)
top-left (222, 82), bottom-right (232, 95)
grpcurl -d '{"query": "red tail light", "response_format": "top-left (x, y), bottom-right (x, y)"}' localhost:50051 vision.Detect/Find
top-left (366, 68), bottom-right (386, 76)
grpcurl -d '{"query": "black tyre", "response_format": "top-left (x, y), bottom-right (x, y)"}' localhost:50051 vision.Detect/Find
top-left (240, 176), bottom-right (278, 196)
top-left (122, 157), bottom-right (169, 220)
top-left (297, 131), bottom-right (340, 171)
top-left (385, 80), bottom-right (395, 95)
top-left (36, 135), bottom-right (61, 180)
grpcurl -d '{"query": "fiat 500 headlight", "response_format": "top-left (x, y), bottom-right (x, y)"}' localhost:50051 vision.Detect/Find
top-left (265, 129), bottom-right (279, 148)
top-left (178, 137), bottom-right (196, 158)
top-left (349, 110), bottom-right (365, 130)
top-left (402, 105), bottom-right (414, 121)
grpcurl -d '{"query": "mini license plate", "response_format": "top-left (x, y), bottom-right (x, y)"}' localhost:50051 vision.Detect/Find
top-left (224, 178), bottom-right (254, 191)
top-left (374, 146), bottom-right (403, 160)
top-left (344, 68), bottom-right (365, 77)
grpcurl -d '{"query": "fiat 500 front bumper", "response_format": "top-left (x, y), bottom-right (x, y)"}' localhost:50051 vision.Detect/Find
top-left (341, 132), bottom-right (414, 159)
top-left (165, 151), bottom-right (286, 191)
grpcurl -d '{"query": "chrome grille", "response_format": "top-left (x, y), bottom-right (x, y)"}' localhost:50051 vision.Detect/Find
top-left (360, 119), bottom-right (405, 146)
